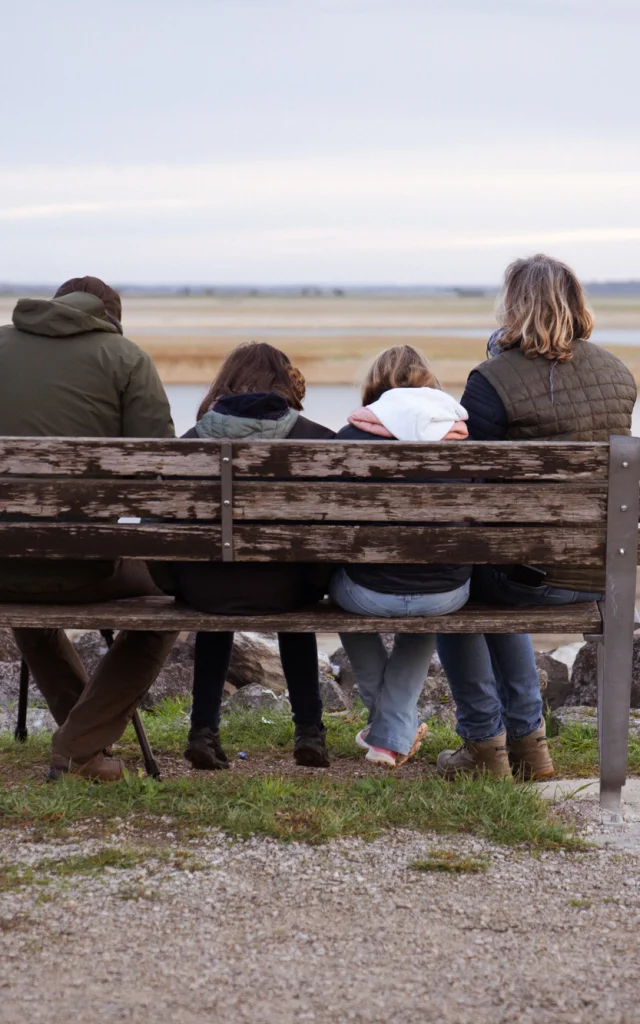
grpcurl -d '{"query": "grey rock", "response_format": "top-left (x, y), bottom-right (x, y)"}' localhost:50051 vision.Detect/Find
top-left (535, 651), bottom-right (572, 709)
top-left (319, 669), bottom-right (351, 712)
top-left (569, 639), bottom-right (640, 708)
top-left (227, 633), bottom-right (287, 692)
top-left (0, 628), bottom-right (20, 662)
top-left (225, 684), bottom-right (285, 712)
top-left (72, 631), bottom-right (109, 675)
top-left (0, 660), bottom-right (42, 709)
top-left (0, 707), bottom-right (56, 735)
top-left (142, 633), bottom-right (195, 709)
top-left (550, 704), bottom-right (640, 737)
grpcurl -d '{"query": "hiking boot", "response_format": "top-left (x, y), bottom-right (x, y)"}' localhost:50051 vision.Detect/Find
top-left (48, 752), bottom-right (125, 783)
top-left (436, 732), bottom-right (511, 780)
top-left (184, 727), bottom-right (229, 771)
top-left (508, 723), bottom-right (555, 781)
top-left (294, 723), bottom-right (330, 767)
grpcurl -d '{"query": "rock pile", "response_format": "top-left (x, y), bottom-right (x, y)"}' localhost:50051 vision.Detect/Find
top-left (1, 625), bottom-right (637, 737)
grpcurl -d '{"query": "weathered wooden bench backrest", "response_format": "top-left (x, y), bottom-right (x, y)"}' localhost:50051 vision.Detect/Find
top-left (2, 435), bottom-right (640, 815)
top-left (0, 436), bottom-right (636, 572)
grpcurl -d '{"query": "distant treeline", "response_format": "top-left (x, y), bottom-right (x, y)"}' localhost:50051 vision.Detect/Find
top-left (2, 282), bottom-right (640, 298)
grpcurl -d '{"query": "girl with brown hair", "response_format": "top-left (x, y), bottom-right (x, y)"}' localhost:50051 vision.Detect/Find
top-left (330, 345), bottom-right (472, 767)
top-left (176, 342), bottom-right (335, 770)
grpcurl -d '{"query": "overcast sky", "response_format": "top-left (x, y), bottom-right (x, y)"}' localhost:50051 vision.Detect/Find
top-left (1, 0), bottom-right (638, 285)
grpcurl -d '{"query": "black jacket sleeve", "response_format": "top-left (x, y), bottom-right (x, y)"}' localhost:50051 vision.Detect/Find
top-left (461, 371), bottom-right (508, 441)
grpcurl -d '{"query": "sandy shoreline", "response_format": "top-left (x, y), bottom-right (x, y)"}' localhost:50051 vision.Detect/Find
top-left (2, 293), bottom-right (639, 388)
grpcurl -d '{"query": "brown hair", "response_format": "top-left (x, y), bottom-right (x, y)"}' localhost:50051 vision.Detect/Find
top-left (54, 276), bottom-right (122, 322)
top-left (496, 254), bottom-right (594, 363)
top-left (361, 345), bottom-right (439, 406)
top-left (197, 341), bottom-right (306, 419)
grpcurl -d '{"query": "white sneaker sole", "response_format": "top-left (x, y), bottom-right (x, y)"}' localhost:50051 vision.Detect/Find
top-left (365, 748), bottom-right (397, 767)
top-left (355, 729), bottom-right (371, 751)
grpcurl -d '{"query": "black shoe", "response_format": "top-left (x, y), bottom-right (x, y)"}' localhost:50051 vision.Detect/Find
top-left (294, 723), bottom-right (330, 768)
top-left (184, 727), bottom-right (230, 771)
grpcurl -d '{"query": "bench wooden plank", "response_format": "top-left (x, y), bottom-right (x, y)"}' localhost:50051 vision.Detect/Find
top-left (0, 438), bottom-right (610, 480)
top-left (0, 439), bottom-right (220, 478)
top-left (231, 481), bottom-right (607, 524)
top-left (0, 479), bottom-right (607, 524)
top-left (0, 596), bottom-right (603, 634)
top-left (0, 522), bottom-right (606, 564)
top-left (232, 440), bottom-right (610, 480)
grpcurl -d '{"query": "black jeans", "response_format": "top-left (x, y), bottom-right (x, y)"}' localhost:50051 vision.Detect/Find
top-left (190, 632), bottom-right (323, 732)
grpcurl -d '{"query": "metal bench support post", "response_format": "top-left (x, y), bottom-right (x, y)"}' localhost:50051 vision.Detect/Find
top-left (599, 435), bottom-right (640, 818)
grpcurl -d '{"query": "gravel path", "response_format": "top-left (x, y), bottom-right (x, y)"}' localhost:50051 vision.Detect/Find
top-left (1, 808), bottom-right (640, 1024)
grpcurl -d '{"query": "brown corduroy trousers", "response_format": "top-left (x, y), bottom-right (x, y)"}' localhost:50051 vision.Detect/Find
top-left (3, 561), bottom-right (177, 761)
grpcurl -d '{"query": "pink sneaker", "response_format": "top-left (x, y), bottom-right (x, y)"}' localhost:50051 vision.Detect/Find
top-left (365, 745), bottom-right (397, 767)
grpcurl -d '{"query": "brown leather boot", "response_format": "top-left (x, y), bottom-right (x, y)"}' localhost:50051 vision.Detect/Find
top-left (436, 732), bottom-right (511, 780)
top-left (508, 723), bottom-right (555, 781)
top-left (48, 752), bottom-right (125, 783)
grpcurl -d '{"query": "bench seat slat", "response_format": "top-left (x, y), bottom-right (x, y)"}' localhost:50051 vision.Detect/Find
top-left (0, 596), bottom-right (603, 634)
top-left (0, 479), bottom-right (607, 524)
top-left (0, 438), bottom-right (609, 480)
top-left (0, 522), bottom-right (606, 564)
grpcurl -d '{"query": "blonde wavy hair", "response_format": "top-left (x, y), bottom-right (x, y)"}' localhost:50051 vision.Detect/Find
top-left (495, 254), bottom-right (594, 363)
top-left (361, 344), bottom-right (439, 406)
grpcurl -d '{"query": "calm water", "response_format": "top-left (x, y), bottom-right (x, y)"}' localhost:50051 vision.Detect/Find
top-left (167, 383), bottom-right (640, 437)
top-left (147, 327), bottom-right (640, 345)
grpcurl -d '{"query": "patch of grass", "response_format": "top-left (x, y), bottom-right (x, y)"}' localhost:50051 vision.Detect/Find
top-left (409, 849), bottom-right (489, 874)
top-left (0, 770), bottom-right (584, 850)
top-left (568, 898), bottom-right (593, 909)
top-left (0, 847), bottom-right (147, 892)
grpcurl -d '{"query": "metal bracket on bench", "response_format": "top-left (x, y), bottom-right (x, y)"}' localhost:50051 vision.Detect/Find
top-left (220, 441), bottom-right (234, 562)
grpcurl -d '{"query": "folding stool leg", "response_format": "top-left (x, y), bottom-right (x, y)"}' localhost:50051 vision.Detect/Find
top-left (598, 436), bottom-right (640, 818)
top-left (14, 659), bottom-right (30, 742)
top-left (99, 629), bottom-right (161, 780)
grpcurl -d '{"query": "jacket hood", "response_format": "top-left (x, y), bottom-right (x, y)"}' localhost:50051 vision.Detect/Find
top-left (12, 292), bottom-right (121, 338)
top-left (195, 391), bottom-right (299, 439)
top-left (362, 387), bottom-right (468, 441)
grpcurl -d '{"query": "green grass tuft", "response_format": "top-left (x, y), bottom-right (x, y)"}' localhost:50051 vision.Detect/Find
top-left (409, 849), bottom-right (489, 873)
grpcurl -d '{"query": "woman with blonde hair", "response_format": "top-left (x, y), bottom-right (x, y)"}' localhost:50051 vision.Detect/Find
top-left (330, 345), bottom-right (472, 767)
top-left (436, 254), bottom-right (637, 782)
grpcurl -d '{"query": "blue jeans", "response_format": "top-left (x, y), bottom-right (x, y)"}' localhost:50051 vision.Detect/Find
top-left (330, 569), bottom-right (470, 754)
top-left (472, 565), bottom-right (602, 607)
top-left (436, 567), bottom-right (602, 743)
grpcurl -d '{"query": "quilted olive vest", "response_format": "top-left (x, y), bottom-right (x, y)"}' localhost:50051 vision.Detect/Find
top-left (475, 340), bottom-right (636, 441)
top-left (476, 340), bottom-right (636, 590)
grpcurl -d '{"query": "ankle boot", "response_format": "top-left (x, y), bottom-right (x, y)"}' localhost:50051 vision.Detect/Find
top-left (49, 752), bottom-right (125, 783)
top-left (184, 727), bottom-right (229, 771)
top-left (436, 732), bottom-right (511, 780)
top-left (508, 723), bottom-right (555, 780)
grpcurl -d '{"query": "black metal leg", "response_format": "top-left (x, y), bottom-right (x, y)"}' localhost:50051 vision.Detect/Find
top-left (14, 660), bottom-right (30, 742)
top-left (99, 629), bottom-right (161, 780)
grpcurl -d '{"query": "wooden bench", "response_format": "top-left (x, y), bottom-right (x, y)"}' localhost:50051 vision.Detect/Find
top-left (1, 435), bottom-right (639, 815)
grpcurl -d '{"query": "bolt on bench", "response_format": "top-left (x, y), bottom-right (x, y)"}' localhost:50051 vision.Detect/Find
top-left (1, 436), bottom-right (638, 814)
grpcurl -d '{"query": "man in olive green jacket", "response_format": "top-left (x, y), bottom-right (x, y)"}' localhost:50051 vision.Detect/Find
top-left (0, 276), bottom-right (177, 781)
